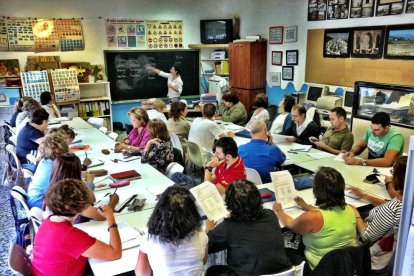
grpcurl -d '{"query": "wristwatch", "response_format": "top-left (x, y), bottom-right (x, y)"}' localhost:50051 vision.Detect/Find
top-left (205, 166), bottom-right (213, 172)
top-left (362, 159), bottom-right (368, 166)
top-left (108, 223), bottom-right (118, 231)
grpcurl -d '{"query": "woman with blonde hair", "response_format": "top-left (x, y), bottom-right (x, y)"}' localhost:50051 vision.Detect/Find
top-left (141, 119), bottom-right (173, 173)
top-left (114, 106), bottom-right (152, 153)
top-left (32, 179), bottom-right (121, 275)
top-left (147, 99), bottom-right (168, 123)
top-left (27, 134), bottom-right (69, 208)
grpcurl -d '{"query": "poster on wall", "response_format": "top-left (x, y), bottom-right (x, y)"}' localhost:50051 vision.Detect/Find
top-left (51, 68), bottom-right (80, 104)
top-left (351, 26), bottom-right (385, 58)
top-left (350, 0), bottom-right (376, 18)
top-left (0, 19), bottom-right (8, 51)
top-left (57, 19), bottom-right (85, 51)
top-left (0, 59), bottom-right (20, 87)
top-left (32, 19), bottom-right (60, 52)
top-left (308, 0), bottom-right (328, 21)
top-left (106, 19), bottom-right (146, 48)
top-left (146, 20), bottom-right (183, 49)
top-left (376, 0), bottom-right (405, 16)
top-left (7, 18), bottom-right (35, 52)
top-left (26, 56), bottom-right (61, 71)
top-left (21, 71), bottom-right (51, 101)
top-left (327, 0), bottom-right (350, 19)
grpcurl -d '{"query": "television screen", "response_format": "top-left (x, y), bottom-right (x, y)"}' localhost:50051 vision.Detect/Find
top-left (307, 86), bottom-right (323, 101)
top-left (205, 21), bottom-right (227, 40)
top-left (200, 19), bottom-right (233, 44)
top-left (344, 91), bottom-right (354, 107)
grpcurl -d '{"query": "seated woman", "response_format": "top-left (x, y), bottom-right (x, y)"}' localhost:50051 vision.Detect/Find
top-left (31, 179), bottom-right (121, 275)
top-left (218, 92), bottom-right (248, 126)
top-left (135, 186), bottom-right (208, 276)
top-left (273, 167), bottom-right (358, 270)
top-left (27, 134), bottom-right (69, 208)
top-left (352, 156), bottom-right (407, 271)
top-left (48, 124), bottom-right (76, 145)
top-left (167, 101), bottom-right (190, 141)
top-left (269, 95), bottom-right (295, 134)
top-left (207, 179), bottom-right (291, 275)
top-left (147, 99), bottom-right (167, 123)
top-left (245, 93), bottom-right (270, 129)
top-left (114, 106), bottom-right (151, 153)
top-left (141, 119), bottom-right (174, 174)
top-left (16, 108), bottom-right (49, 165)
top-left (16, 98), bottom-right (41, 135)
top-left (40, 91), bottom-right (61, 119)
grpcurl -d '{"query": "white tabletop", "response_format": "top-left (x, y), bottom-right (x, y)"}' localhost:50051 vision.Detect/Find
top-left (65, 117), bottom-right (95, 130)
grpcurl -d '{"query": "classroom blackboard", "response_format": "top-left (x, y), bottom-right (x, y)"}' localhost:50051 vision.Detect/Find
top-left (104, 50), bottom-right (200, 102)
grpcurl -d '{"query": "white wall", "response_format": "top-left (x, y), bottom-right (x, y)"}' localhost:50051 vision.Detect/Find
top-left (1, 0), bottom-right (413, 93)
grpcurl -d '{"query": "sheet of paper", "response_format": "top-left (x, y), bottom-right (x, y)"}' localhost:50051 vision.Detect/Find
top-left (334, 153), bottom-right (345, 163)
top-left (75, 221), bottom-right (140, 245)
top-left (307, 152), bottom-right (335, 160)
top-left (88, 158), bottom-right (105, 168)
top-left (270, 171), bottom-right (296, 209)
top-left (190, 181), bottom-right (229, 222)
top-left (272, 134), bottom-right (289, 144)
top-left (290, 144), bottom-right (312, 152)
top-left (224, 124), bottom-right (245, 131)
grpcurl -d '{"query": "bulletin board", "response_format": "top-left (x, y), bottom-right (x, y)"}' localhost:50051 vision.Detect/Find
top-left (305, 29), bottom-right (414, 87)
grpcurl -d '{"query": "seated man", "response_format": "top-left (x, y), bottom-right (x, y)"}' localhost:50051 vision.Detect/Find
top-left (188, 103), bottom-right (233, 163)
top-left (171, 137), bottom-right (246, 193)
top-left (284, 104), bottom-right (320, 145)
top-left (238, 120), bottom-right (286, 183)
top-left (344, 112), bottom-right (404, 167)
top-left (217, 92), bottom-right (248, 126)
top-left (309, 107), bottom-right (354, 154)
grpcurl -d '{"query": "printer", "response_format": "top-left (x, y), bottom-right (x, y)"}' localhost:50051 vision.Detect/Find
top-left (211, 51), bottom-right (226, 59)
top-left (316, 96), bottom-right (343, 111)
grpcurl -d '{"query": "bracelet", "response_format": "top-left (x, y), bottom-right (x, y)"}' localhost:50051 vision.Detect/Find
top-left (107, 223), bottom-right (118, 231)
top-left (205, 166), bottom-right (213, 172)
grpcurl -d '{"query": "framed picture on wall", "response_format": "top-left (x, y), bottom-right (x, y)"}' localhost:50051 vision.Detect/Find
top-left (286, 50), bottom-right (299, 65)
top-left (284, 26), bottom-right (298, 43)
top-left (282, 66), bottom-right (294, 81)
top-left (384, 24), bottom-right (414, 60)
top-left (272, 51), bottom-right (283, 65)
top-left (269, 71), bottom-right (281, 86)
top-left (327, 0), bottom-right (350, 20)
top-left (323, 28), bottom-right (352, 57)
top-left (351, 26), bottom-right (385, 58)
top-left (406, 0), bottom-right (414, 13)
top-left (269, 26), bottom-right (284, 44)
top-left (350, 0), bottom-right (376, 18)
top-left (308, 0), bottom-right (327, 21)
top-left (376, 0), bottom-right (404, 16)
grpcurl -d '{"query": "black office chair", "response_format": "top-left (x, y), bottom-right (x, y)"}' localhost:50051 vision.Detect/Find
top-left (267, 105), bottom-right (278, 125)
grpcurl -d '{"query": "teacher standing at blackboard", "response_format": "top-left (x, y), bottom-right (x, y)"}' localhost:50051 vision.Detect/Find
top-left (146, 63), bottom-right (183, 103)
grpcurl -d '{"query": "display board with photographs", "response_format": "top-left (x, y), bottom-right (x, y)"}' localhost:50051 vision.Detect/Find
top-left (351, 26), bottom-right (385, 58)
top-left (350, 0), bottom-right (376, 18)
top-left (376, 0), bottom-right (405, 16)
top-left (7, 18), bottom-right (35, 51)
top-left (21, 71), bottom-right (51, 101)
top-left (32, 19), bottom-right (60, 52)
top-left (51, 69), bottom-right (80, 104)
top-left (407, 0), bottom-right (414, 13)
top-left (146, 20), bottom-right (183, 49)
top-left (324, 28), bottom-right (352, 57)
top-left (106, 19), bottom-right (146, 48)
top-left (56, 19), bottom-right (84, 51)
top-left (26, 56), bottom-right (61, 71)
top-left (328, 0), bottom-right (350, 19)
top-left (308, 0), bottom-right (328, 21)
top-left (0, 19), bottom-right (8, 51)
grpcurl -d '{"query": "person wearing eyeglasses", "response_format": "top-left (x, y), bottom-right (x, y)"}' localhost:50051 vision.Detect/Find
top-left (284, 104), bottom-right (320, 145)
top-left (309, 107), bottom-right (353, 154)
top-left (343, 112), bottom-right (403, 167)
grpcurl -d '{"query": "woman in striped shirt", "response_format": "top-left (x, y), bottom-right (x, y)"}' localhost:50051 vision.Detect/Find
top-left (352, 156), bottom-right (407, 271)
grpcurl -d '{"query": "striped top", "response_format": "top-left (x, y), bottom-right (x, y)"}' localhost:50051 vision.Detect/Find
top-left (361, 197), bottom-right (402, 243)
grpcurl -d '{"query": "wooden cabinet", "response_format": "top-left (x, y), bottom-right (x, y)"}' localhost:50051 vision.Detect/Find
top-left (229, 41), bottom-right (267, 111)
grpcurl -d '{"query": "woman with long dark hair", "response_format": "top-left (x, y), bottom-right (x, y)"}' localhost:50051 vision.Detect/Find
top-left (135, 186), bottom-right (208, 275)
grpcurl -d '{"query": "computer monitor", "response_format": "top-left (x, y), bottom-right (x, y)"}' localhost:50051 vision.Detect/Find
top-left (342, 89), bottom-right (354, 113)
top-left (305, 84), bottom-right (327, 106)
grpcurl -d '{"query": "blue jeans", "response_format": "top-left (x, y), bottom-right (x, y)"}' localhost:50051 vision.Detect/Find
top-left (170, 172), bottom-right (200, 189)
top-left (169, 97), bottom-right (180, 103)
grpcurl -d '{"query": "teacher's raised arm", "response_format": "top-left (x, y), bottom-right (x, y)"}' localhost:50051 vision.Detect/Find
top-left (145, 62), bottom-right (183, 103)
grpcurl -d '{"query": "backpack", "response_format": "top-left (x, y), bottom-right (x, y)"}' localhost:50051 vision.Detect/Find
top-left (2, 162), bottom-right (26, 189)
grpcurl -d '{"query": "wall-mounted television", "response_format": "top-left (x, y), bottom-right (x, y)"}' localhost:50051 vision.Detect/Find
top-left (305, 84), bottom-right (328, 106)
top-left (200, 19), bottom-right (233, 44)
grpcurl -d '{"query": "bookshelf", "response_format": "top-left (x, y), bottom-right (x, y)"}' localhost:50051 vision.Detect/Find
top-left (77, 82), bottom-right (113, 131)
